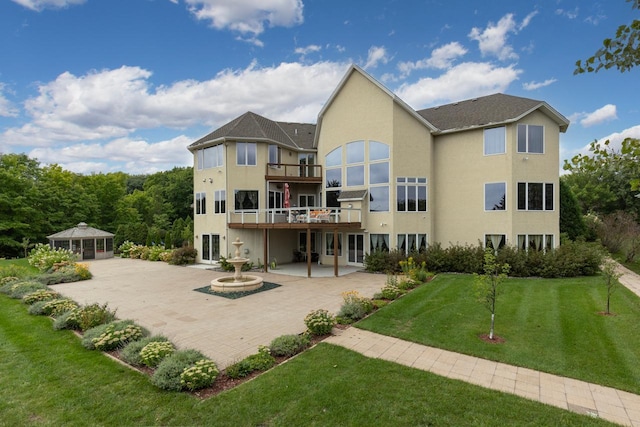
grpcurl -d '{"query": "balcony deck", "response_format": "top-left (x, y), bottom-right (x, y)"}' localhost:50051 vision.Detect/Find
top-left (265, 163), bottom-right (322, 183)
top-left (227, 207), bottom-right (361, 229)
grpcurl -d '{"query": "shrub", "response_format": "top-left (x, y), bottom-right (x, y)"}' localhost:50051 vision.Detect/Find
top-left (5, 280), bottom-right (48, 299)
top-left (269, 334), bottom-right (310, 357)
top-left (28, 300), bottom-right (49, 315)
top-left (22, 289), bottom-right (60, 305)
top-left (151, 349), bottom-right (208, 391)
top-left (337, 290), bottom-right (373, 323)
top-left (118, 241), bottom-right (136, 258)
top-left (74, 263), bottom-right (92, 280)
top-left (53, 310), bottom-right (79, 330)
top-left (120, 336), bottom-right (170, 367)
top-left (53, 303), bottom-right (116, 331)
top-left (169, 246), bottom-right (198, 266)
top-left (226, 346), bottom-right (275, 379)
top-left (304, 309), bottom-right (335, 336)
top-left (0, 265), bottom-right (30, 280)
top-left (41, 298), bottom-right (79, 317)
top-left (83, 320), bottom-right (146, 351)
top-left (28, 243), bottom-right (78, 273)
top-left (32, 263), bottom-right (90, 285)
top-left (180, 359), bottom-right (219, 391)
top-left (140, 341), bottom-right (175, 368)
top-left (376, 275), bottom-right (405, 300)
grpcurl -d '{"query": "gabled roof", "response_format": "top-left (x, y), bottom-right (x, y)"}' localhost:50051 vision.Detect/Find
top-left (188, 111), bottom-right (316, 152)
top-left (418, 93), bottom-right (570, 134)
top-left (47, 222), bottom-right (114, 239)
top-left (313, 65), bottom-right (438, 147)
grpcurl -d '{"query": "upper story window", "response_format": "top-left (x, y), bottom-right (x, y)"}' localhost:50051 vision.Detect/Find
top-left (268, 144), bottom-right (281, 166)
top-left (234, 190), bottom-right (258, 210)
top-left (397, 177), bottom-right (427, 212)
top-left (484, 127), bottom-right (506, 155)
top-left (346, 141), bottom-right (364, 186)
top-left (237, 142), bottom-right (257, 166)
top-left (214, 190), bottom-right (225, 214)
top-left (368, 141), bottom-right (389, 212)
top-left (197, 145), bottom-right (224, 170)
top-left (485, 182), bottom-right (506, 211)
top-left (517, 124), bottom-right (544, 154)
top-left (518, 183), bottom-right (554, 211)
top-left (195, 192), bottom-right (206, 215)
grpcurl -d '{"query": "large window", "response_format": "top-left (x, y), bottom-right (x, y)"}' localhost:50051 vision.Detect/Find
top-left (214, 190), bottom-right (226, 214)
top-left (268, 144), bottom-right (281, 166)
top-left (325, 232), bottom-right (342, 256)
top-left (368, 141), bottom-right (390, 212)
top-left (517, 124), bottom-right (544, 153)
top-left (370, 234), bottom-right (389, 253)
top-left (485, 183), bottom-right (506, 211)
top-left (268, 190), bottom-right (283, 211)
top-left (197, 144), bottom-right (224, 169)
top-left (237, 142), bottom-right (257, 165)
top-left (485, 234), bottom-right (506, 251)
top-left (397, 234), bottom-right (427, 254)
top-left (346, 141), bottom-right (364, 186)
top-left (234, 190), bottom-right (258, 210)
top-left (195, 192), bottom-right (206, 215)
top-left (202, 234), bottom-right (220, 261)
top-left (517, 234), bottom-right (554, 251)
top-left (299, 194), bottom-right (315, 208)
top-left (397, 177), bottom-right (427, 212)
top-left (484, 127), bottom-right (506, 155)
top-left (518, 183), bottom-right (553, 210)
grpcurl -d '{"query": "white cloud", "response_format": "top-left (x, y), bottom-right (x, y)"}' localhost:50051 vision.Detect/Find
top-left (0, 61), bottom-right (348, 149)
top-left (363, 46), bottom-right (390, 70)
top-left (522, 78), bottom-right (557, 90)
top-left (555, 8), bottom-right (579, 20)
top-left (396, 62), bottom-right (522, 109)
top-left (295, 44), bottom-right (322, 58)
top-left (0, 84), bottom-right (19, 117)
top-left (11, 0), bottom-right (84, 11)
top-left (398, 42), bottom-right (467, 77)
top-left (468, 13), bottom-right (535, 61)
top-left (29, 135), bottom-right (194, 174)
top-left (580, 104), bottom-right (618, 127)
top-left (184, 0), bottom-right (304, 36)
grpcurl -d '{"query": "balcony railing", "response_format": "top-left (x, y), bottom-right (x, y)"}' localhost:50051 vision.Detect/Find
top-left (265, 163), bottom-right (322, 182)
top-left (227, 207), bottom-right (361, 225)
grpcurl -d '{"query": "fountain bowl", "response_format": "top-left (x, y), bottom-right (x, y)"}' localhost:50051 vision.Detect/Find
top-left (211, 237), bottom-right (264, 293)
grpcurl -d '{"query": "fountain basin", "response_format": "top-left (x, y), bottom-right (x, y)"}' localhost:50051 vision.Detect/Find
top-left (211, 275), bottom-right (263, 293)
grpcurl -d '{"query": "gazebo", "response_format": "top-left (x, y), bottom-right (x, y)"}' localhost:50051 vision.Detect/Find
top-left (47, 222), bottom-right (115, 260)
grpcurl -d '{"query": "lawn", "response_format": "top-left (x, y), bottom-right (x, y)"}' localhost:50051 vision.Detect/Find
top-left (0, 294), bottom-right (613, 426)
top-left (358, 273), bottom-right (640, 395)
top-left (0, 257), bottom-right (38, 274)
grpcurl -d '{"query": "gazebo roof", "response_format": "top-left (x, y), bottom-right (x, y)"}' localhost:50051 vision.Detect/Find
top-left (47, 222), bottom-right (114, 239)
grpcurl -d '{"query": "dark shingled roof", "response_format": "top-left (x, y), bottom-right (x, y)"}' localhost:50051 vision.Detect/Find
top-left (47, 222), bottom-right (114, 239)
top-left (417, 93), bottom-right (565, 133)
top-left (188, 111), bottom-right (316, 151)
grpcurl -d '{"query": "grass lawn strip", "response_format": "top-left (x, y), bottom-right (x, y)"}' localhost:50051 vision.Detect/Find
top-left (357, 273), bottom-right (640, 395)
top-left (0, 294), bottom-right (614, 426)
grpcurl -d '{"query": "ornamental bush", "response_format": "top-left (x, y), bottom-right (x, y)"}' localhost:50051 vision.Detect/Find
top-left (180, 359), bottom-right (219, 391)
top-left (118, 241), bottom-right (136, 258)
top-left (168, 246), bottom-right (197, 265)
top-left (28, 243), bottom-right (78, 273)
top-left (304, 309), bottom-right (336, 336)
top-left (22, 289), bottom-right (60, 305)
top-left (269, 334), bottom-right (310, 357)
top-left (83, 320), bottom-right (146, 351)
top-left (120, 335), bottom-right (170, 367)
top-left (337, 290), bottom-right (373, 323)
top-left (151, 349), bottom-right (208, 391)
top-left (6, 280), bottom-right (48, 299)
top-left (225, 346), bottom-right (275, 379)
top-left (41, 298), bottom-right (78, 317)
top-left (140, 341), bottom-right (175, 368)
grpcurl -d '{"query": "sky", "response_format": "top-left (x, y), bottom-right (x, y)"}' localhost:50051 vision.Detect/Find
top-left (1, 0), bottom-right (639, 174)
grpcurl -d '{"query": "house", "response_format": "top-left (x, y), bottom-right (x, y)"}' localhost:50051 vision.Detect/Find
top-left (187, 65), bottom-right (569, 276)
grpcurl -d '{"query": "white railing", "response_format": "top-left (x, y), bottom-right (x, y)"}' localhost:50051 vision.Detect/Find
top-left (227, 207), bottom-right (361, 224)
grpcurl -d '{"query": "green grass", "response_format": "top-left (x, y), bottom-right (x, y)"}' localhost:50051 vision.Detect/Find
top-left (0, 258), bottom-right (38, 275)
top-left (0, 294), bottom-right (613, 426)
top-left (358, 273), bottom-right (640, 394)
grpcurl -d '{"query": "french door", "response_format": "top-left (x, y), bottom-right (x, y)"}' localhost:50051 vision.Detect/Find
top-left (347, 233), bottom-right (365, 265)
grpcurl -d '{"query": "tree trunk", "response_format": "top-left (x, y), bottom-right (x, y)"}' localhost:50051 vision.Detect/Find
top-left (489, 313), bottom-right (495, 340)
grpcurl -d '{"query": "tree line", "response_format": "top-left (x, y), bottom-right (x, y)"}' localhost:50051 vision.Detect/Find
top-left (0, 153), bottom-right (194, 258)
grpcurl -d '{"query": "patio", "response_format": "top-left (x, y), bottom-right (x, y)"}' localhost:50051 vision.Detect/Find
top-left (51, 258), bottom-right (386, 369)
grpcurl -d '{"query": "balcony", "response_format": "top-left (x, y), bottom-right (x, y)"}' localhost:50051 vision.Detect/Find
top-left (227, 207), bottom-right (362, 229)
top-left (265, 163), bottom-right (322, 183)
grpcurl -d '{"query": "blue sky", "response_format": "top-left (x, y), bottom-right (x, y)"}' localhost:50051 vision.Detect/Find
top-left (1, 0), bottom-right (638, 174)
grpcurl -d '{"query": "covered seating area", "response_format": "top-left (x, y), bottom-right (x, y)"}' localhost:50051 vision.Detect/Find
top-left (47, 222), bottom-right (115, 260)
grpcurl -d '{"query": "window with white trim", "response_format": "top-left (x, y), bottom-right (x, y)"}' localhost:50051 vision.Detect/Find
top-left (484, 127), bottom-right (506, 155)
top-left (214, 190), bottom-right (225, 214)
top-left (397, 234), bottom-right (427, 254)
top-left (368, 141), bottom-right (389, 212)
top-left (485, 183), bottom-right (506, 211)
top-left (234, 190), bottom-right (258, 210)
top-left (517, 124), bottom-right (544, 154)
top-left (517, 234), bottom-right (554, 251)
top-left (325, 147), bottom-right (342, 208)
top-left (237, 142), bottom-right (257, 166)
top-left (268, 144), bottom-right (281, 166)
top-left (370, 234), bottom-right (390, 253)
top-left (517, 183), bottom-right (553, 211)
top-left (485, 234), bottom-right (506, 251)
top-left (397, 177), bottom-right (427, 212)
top-left (195, 192), bottom-right (206, 215)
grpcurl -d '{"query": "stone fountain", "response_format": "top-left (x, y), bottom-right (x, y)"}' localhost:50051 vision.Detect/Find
top-left (211, 238), bottom-right (263, 293)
